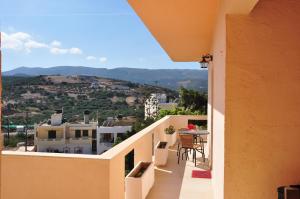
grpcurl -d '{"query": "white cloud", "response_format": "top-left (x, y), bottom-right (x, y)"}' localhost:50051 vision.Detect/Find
top-left (2, 31), bottom-right (83, 56)
top-left (50, 47), bottom-right (69, 54)
top-left (24, 40), bottom-right (48, 49)
top-left (2, 32), bottom-right (48, 53)
top-left (2, 32), bottom-right (30, 50)
top-left (50, 47), bottom-right (83, 55)
top-left (86, 56), bottom-right (97, 61)
top-left (10, 32), bottom-right (31, 40)
top-left (51, 40), bottom-right (61, 47)
top-left (69, 47), bottom-right (82, 55)
top-left (99, 57), bottom-right (107, 63)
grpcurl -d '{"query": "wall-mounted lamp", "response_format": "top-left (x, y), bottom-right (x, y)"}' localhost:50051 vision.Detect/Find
top-left (199, 54), bottom-right (213, 69)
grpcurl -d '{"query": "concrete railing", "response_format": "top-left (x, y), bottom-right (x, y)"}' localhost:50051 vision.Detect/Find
top-left (1, 115), bottom-right (206, 199)
top-left (100, 115), bottom-right (206, 199)
top-left (36, 138), bottom-right (65, 142)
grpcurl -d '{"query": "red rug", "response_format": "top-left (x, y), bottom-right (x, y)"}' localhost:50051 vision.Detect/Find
top-left (192, 170), bottom-right (212, 179)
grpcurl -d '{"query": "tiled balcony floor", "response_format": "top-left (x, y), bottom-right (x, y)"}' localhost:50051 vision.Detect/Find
top-left (147, 146), bottom-right (213, 199)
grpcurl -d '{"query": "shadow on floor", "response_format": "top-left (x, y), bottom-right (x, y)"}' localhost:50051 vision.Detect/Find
top-left (147, 148), bottom-right (187, 199)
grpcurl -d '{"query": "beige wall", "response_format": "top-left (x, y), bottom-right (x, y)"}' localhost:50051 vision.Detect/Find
top-left (101, 115), bottom-right (206, 199)
top-left (1, 152), bottom-right (110, 199)
top-left (108, 132), bottom-right (153, 199)
top-left (104, 116), bottom-right (170, 199)
top-left (1, 115), bottom-right (202, 199)
top-left (37, 126), bottom-right (65, 139)
top-left (225, 0), bottom-right (300, 198)
top-left (210, 1), bottom-right (227, 198)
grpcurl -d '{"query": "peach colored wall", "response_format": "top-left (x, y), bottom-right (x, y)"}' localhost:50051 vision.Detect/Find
top-left (210, 1), bottom-right (227, 198)
top-left (1, 115), bottom-right (205, 199)
top-left (108, 133), bottom-right (153, 199)
top-left (1, 152), bottom-right (110, 199)
top-left (105, 116), bottom-right (170, 199)
top-left (225, 0), bottom-right (300, 198)
top-left (101, 115), bottom-right (206, 199)
top-left (127, 0), bottom-right (219, 61)
top-left (0, 32), bottom-right (2, 199)
top-left (169, 115), bottom-right (207, 130)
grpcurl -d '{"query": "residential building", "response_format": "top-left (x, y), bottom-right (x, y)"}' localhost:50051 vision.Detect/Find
top-left (35, 111), bottom-right (131, 154)
top-left (97, 117), bottom-right (132, 154)
top-left (145, 93), bottom-right (178, 118)
top-left (1, 1), bottom-right (300, 199)
top-left (35, 110), bottom-right (97, 154)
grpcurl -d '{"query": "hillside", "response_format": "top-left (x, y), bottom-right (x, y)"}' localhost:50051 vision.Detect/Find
top-left (3, 66), bottom-right (208, 91)
top-left (2, 75), bottom-right (177, 125)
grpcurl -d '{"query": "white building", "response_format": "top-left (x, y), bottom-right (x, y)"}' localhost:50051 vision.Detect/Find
top-left (144, 93), bottom-right (178, 119)
top-left (97, 117), bottom-right (132, 154)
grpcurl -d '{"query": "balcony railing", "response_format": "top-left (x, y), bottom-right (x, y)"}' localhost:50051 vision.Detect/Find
top-left (36, 137), bottom-right (64, 142)
top-left (1, 115), bottom-right (208, 199)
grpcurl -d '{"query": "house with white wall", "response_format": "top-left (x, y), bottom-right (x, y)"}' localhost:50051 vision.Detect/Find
top-left (35, 111), bottom-right (131, 154)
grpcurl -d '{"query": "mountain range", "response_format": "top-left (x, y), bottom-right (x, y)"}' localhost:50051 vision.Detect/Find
top-left (3, 66), bottom-right (208, 91)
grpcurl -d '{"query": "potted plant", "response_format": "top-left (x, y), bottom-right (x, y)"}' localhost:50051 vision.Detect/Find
top-left (125, 161), bottom-right (155, 199)
top-left (164, 125), bottom-right (177, 147)
top-left (154, 141), bottom-right (168, 166)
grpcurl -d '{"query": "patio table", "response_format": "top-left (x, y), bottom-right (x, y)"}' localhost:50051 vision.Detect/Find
top-left (178, 129), bottom-right (209, 136)
top-left (178, 129), bottom-right (209, 145)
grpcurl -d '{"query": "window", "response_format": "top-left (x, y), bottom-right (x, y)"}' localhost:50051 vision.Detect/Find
top-left (75, 130), bottom-right (81, 138)
top-left (102, 133), bottom-right (113, 142)
top-left (48, 130), bottom-right (56, 139)
top-left (82, 130), bottom-right (89, 137)
top-left (92, 129), bottom-right (96, 139)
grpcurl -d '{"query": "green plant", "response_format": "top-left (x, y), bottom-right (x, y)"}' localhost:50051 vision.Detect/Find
top-left (164, 125), bottom-right (175, 135)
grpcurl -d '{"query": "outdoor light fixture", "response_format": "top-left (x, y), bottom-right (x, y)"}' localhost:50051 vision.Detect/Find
top-left (199, 54), bottom-right (213, 69)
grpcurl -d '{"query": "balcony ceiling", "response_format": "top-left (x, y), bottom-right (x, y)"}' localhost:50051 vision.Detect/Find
top-left (128, 0), bottom-right (259, 62)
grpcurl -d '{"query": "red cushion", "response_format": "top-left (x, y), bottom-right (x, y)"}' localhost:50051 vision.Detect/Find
top-left (188, 124), bottom-right (196, 130)
top-left (192, 170), bottom-right (212, 179)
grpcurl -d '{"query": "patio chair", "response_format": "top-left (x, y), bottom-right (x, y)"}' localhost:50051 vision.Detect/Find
top-left (177, 134), bottom-right (205, 166)
top-left (194, 135), bottom-right (205, 163)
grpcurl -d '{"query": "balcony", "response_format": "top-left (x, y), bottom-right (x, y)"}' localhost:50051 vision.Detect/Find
top-left (1, 115), bottom-right (211, 199)
top-left (147, 144), bottom-right (212, 198)
top-left (36, 137), bottom-right (65, 142)
top-left (66, 137), bottom-right (92, 144)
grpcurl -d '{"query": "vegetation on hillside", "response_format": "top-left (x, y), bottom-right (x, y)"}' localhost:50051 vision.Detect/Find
top-left (4, 66), bottom-right (208, 91)
top-left (114, 87), bottom-right (208, 146)
top-left (2, 75), bottom-right (177, 125)
top-left (157, 87), bottom-right (207, 119)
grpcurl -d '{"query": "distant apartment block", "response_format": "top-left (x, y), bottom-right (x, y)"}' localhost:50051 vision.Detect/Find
top-left (145, 93), bottom-right (178, 118)
top-left (35, 110), bottom-right (132, 154)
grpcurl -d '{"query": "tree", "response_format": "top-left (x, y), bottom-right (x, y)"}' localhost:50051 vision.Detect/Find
top-left (179, 87), bottom-right (207, 113)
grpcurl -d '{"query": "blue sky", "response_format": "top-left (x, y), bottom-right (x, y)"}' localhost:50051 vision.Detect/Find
top-left (0, 0), bottom-right (199, 72)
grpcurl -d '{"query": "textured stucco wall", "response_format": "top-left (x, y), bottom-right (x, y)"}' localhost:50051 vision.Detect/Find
top-left (225, 0), bottom-right (300, 198)
top-left (210, 1), bottom-right (227, 198)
